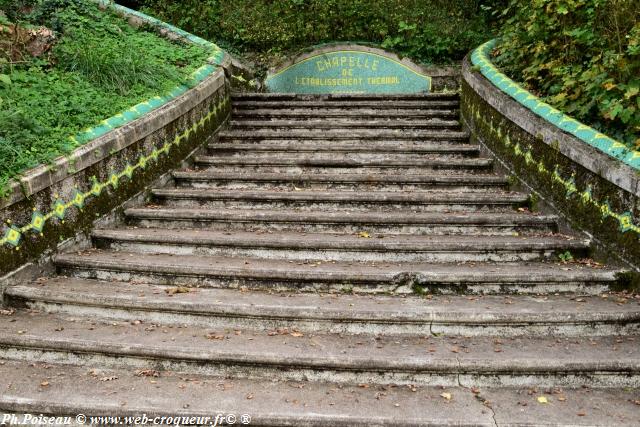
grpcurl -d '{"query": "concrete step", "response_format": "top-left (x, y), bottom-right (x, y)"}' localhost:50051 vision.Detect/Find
top-left (234, 99), bottom-right (461, 110)
top-left (208, 141), bottom-right (481, 157)
top-left (172, 171), bottom-right (510, 191)
top-left (229, 119), bottom-right (461, 131)
top-left (91, 228), bottom-right (589, 263)
top-left (3, 360), bottom-right (637, 426)
top-left (0, 310), bottom-right (637, 386)
top-left (151, 188), bottom-right (528, 212)
top-left (231, 108), bottom-right (459, 120)
top-left (232, 92), bottom-right (460, 101)
top-left (193, 155), bottom-right (493, 173)
top-left (124, 207), bottom-right (559, 235)
top-left (7, 278), bottom-right (637, 336)
top-left (54, 251), bottom-right (620, 295)
top-left (217, 129), bottom-right (470, 141)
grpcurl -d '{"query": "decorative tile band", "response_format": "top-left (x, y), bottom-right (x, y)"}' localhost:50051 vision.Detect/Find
top-left (471, 40), bottom-right (640, 171)
top-left (466, 100), bottom-right (640, 236)
top-left (1, 95), bottom-right (230, 249)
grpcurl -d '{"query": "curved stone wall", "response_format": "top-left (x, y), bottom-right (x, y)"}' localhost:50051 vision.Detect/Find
top-left (462, 42), bottom-right (640, 271)
top-left (0, 5), bottom-right (232, 279)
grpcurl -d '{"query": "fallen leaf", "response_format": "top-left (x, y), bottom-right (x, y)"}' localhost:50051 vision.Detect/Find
top-left (100, 376), bottom-right (118, 382)
top-left (165, 287), bottom-right (190, 295)
top-left (205, 333), bottom-right (225, 340)
top-left (358, 231), bottom-right (371, 238)
top-left (537, 396), bottom-right (549, 404)
top-left (40, 381), bottom-right (49, 387)
top-left (440, 392), bottom-right (452, 400)
top-left (135, 369), bottom-right (160, 378)
top-left (290, 331), bottom-right (304, 337)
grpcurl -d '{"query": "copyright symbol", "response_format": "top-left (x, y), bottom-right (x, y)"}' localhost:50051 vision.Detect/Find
top-left (76, 414), bottom-right (86, 424)
top-left (226, 414), bottom-right (236, 425)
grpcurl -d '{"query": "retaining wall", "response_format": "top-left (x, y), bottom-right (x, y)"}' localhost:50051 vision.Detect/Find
top-left (462, 40), bottom-right (640, 272)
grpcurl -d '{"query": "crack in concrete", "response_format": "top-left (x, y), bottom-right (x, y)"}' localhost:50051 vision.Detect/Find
top-left (454, 354), bottom-right (499, 427)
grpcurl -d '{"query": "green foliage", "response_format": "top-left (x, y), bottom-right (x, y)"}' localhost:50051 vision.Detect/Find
top-left (494, 0), bottom-right (640, 148)
top-left (0, 1), bottom-right (210, 197)
top-left (558, 250), bottom-right (574, 263)
top-left (140, 0), bottom-right (497, 66)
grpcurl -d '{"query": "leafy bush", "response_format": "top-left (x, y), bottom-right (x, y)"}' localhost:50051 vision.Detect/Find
top-left (0, 0), bottom-right (210, 197)
top-left (493, 0), bottom-right (640, 148)
top-left (140, 0), bottom-right (497, 67)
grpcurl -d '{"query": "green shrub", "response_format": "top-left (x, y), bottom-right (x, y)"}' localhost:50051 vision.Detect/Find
top-left (493, 0), bottom-right (640, 148)
top-left (140, 0), bottom-right (497, 67)
top-left (0, 1), bottom-right (210, 197)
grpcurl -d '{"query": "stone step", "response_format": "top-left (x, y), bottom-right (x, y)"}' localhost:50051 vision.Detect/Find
top-left (229, 119), bottom-right (461, 131)
top-left (0, 311), bottom-right (637, 386)
top-left (54, 251), bottom-right (619, 295)
top-left (192, 155), bottom-right (493, 173)
top-left (208, 141), bottom-right (481, 157)
top-left (3, 360), bottom-right (637, 426)
top-left (124, 208), bottom-right (558, 235)
top-left (234, 99), bottom-right (461, 110)
top-left (232, 92), bottom-right (460, 101)
top-left (172, 171), bottom-right (510, 191)
top-left (91, 228), bottom-right (589, 263)
top-left (151, 188), bottom-right (528, 212)
top-left (217, 129), bottom-right (470, 141)
top-left (231, 108), bottom-right (459, 120)
top-left (7, 278), bottom-right (637, 336)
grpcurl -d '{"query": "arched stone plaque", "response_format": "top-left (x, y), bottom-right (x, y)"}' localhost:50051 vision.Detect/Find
top-left (265, 44), bottom-right (431, 94)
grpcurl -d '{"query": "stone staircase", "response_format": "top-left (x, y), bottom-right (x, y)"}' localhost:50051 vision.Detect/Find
top-left (1, 93), bottom-right (639, 426)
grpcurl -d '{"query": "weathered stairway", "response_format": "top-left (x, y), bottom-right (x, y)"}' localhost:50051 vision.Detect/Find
top-left (1, 93), bottom-right (639, 426)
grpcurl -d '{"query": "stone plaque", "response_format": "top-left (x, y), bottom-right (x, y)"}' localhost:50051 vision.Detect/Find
top-left (265, 45), bottom-right (431, 94)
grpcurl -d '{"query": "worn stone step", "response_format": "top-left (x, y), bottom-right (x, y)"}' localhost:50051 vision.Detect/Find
top-left (124, 208), bottom-right (558, 235)
top-left (234, 99), bottom-right (461, 110)
top-left (208, 141), bottom-right (481, 157)
top-left (91, 228), bottom-right (589, 263)
top-left (232, 92), bottom-right (460, 101)
top-left (193, 155), bottom-right (493, 173)
top-left (3, 361), bottom-right (637, 426)
top-left (217, 129), bottom-right (470, 141)
top-left (172, 171), bottom-right (510, 191)
top-left (0, 311), bottom-right (637, 387)
top-left (230, 119), bottom-right (461, 131)
top-left (151, 188), bottom-right (528, 212)
top-left (7, 279), bottom-right (637, 336)
top-left (54, 251), bottom-right (619, 295)
top-left (231, 108), bottom-right (459, 120)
